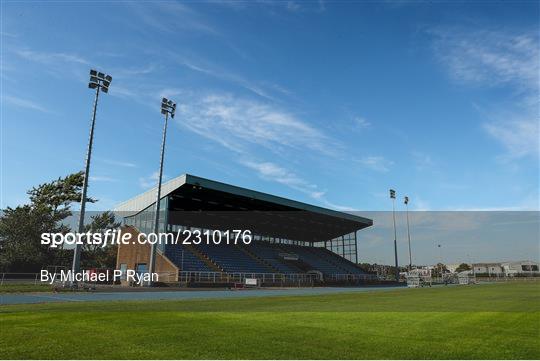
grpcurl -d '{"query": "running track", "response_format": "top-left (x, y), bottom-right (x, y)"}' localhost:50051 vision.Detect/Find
top-left (0, 286), bottom-right (404, 305)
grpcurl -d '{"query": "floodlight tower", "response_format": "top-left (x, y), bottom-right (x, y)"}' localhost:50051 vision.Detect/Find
top-left (389, 189), bottom-right (399, 282)
top-left (72, 70), bottom-right (112, 279)
top-left (404, 196), bottom-right (412, 270)
top-left (148, 97), bottom-right (176, 285)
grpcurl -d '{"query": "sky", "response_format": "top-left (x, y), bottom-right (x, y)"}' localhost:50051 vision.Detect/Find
top-left (1, 1), bottom-right (539, 264)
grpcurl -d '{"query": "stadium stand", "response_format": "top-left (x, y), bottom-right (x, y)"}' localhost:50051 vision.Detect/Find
top-left (164, 244), bottom-right (215, 272)
top-left (163, 240), bottom-right (368, 276)
top-left (243, 241), bottom-right (303, 274)
top-left (194, 243), bottom-right (272, 273)
top-left (116, 174), bottom-right (375, 284)
top-left (277, 244), bottom-right (346, 275)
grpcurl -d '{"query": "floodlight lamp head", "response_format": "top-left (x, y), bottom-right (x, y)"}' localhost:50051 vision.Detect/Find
top-left (90, 69), bottom-right (97, 76)
top-left (404, 196), bottom-right (409, 205)
top-left (105, 75), bottom-right (112, 82)
top-left (389, 189), bottom-right (396, 199)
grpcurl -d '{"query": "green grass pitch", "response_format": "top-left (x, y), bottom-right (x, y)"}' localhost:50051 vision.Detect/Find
top-left (1, 282), bottom-right (539, 359)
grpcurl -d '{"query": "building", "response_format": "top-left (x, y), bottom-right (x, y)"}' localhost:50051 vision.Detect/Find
top-left (472, 263), bottom-right (503, 275)
top-left (471, 261), bottom-right (539, 277)
top-left (114, 174), bottom-right (374, 285)
top-left (501, 261), bottom-right (539, 276)
top-left (445, 264), bottom-right (462, 273)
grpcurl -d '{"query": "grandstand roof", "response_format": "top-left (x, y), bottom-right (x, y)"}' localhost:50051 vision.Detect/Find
top-left (115, 174), bottom-right (373, 242)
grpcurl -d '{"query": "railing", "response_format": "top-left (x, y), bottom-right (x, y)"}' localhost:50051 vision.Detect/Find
top-left (0, 271), bottom-right (368, 287)
top-left (178, 271), bottom-right (317, 286)
top-left (324, 273), bottom-right (379, 282)
top-left (0, 273), bottom-right (41, 285)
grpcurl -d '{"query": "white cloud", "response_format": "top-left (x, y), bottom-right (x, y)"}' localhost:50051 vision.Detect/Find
top-left (100, 159), bottom-right (138, 168)
top-left (177, 93), bottom-right (332, 155)
top-left (286, 1), bottom-right (301, 11)
top-left (354, 116), bottom-right (371, 129)
top-left (411, 151), bottom-right (434, 170)
top-left (125, 2), bottom-right (217, 36)
top-left (241, 160), bottom-right (323, 199)
top-left (15, 49), bottom-right (90, 66)
top-left (113, 64), bottom-right (159, 78)
top-left (431, 27), bottom-right (540, 159)
top-left (89, 176), bottom-right (118, 182)
top-left (358, 156), bottom-right (393, 172)
top-left (2, 95), bottom-right (50, 113)
top-left (484, 118), bottom-right (539, 159)
top-left (241, 159), bottom-right (355, 211)
top-left (174, 57), bottom-right (284, 101)
top-left (138, 171), bottom-right (165, 189)
top-left (431, 28), bottom-right (538, 90)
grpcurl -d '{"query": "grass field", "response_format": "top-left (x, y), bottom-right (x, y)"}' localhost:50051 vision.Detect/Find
top-left (1, 282), bottom-right (539, 359)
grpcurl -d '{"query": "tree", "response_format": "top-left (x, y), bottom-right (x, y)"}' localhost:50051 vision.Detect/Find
top-left (432, 263), bottom-right (448, 277)
top-left (0, 172), bottom-right (95, 272)
top-left (81, 211), bottom-right (121, 269)
top-left (455, 263), bottom-right (471, 273)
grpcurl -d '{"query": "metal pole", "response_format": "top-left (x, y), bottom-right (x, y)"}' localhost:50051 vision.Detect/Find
top-left (392, 197), bottom-right (399, 281)
top-left (72, 86), bottom-right (100, 278)
top-left (406, 202), bottom-right (412, 270)
top-left (148, 112), bottom-right (169, 285)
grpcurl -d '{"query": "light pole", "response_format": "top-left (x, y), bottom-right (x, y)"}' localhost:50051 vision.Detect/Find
top-left (71, 70), bottom-right (112, 280)
top-left (148, 97), bottom-right (176, 286)
top-left (389, 189), bottom-right (399, 282)
top-left (437, 243), bottom-right (443, 281)
top-left (404, 196), bottom-right (412, 270)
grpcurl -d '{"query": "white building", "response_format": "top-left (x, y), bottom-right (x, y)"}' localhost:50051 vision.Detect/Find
top-left (501, 261), bottom-right (539, 276)
top-left (472, 263), bottom-right (503, 275)
top-left (445, 264), bottom-right (462, 273)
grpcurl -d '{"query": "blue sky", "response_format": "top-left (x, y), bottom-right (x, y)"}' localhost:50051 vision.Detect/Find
top-left (1, 1), bottom-right (538, 263)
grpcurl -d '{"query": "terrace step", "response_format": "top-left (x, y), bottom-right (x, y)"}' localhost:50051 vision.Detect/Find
top-left (238, 244), bottom-right (278, 273)
top-left (184, 244), bottom-right (222, 272)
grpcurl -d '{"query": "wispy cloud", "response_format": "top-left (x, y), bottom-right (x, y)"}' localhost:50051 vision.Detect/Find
top-left (175, 57), bottom-right (284, 101)
top-left (125, 2), bottom-right (217, 36)
top-left (99, 158), bottom-right (138, 168)
top-left (213, 0), bottom-right (326, 13)
top-left (431, 27), bottom-right (540, 159)
top-left (431, 27), bottom-right (538, 90)
top-left (357, 156), bottom-right (393, 172)
top-left (241, 159), bottom-right (354, 211)
top-left (139, 171), bottom-right (162, 189)
top-left (411, 151), bottom-right (434, 170)
top-left (89, 176), bottom-right (118, 182)
top-left (15, 49), bottom-right (90, 66)
top-left (0, 31), bottom-right (18, 38)
top-left (177, 93), bottom-right (332, 155)
top-left (354, 116), bottom-right (371, 129)
top-left (2, 95), bottom-right (50, 113)
top-left (484, 118), bottom-right (539, 159)
top-left (241, 160), bottom-right (323, 199)
top-left (113, 64), bottom-right (159, 78)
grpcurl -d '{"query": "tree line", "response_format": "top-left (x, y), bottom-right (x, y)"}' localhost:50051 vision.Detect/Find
top-left (0, 172), bottom-right (120, 273)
